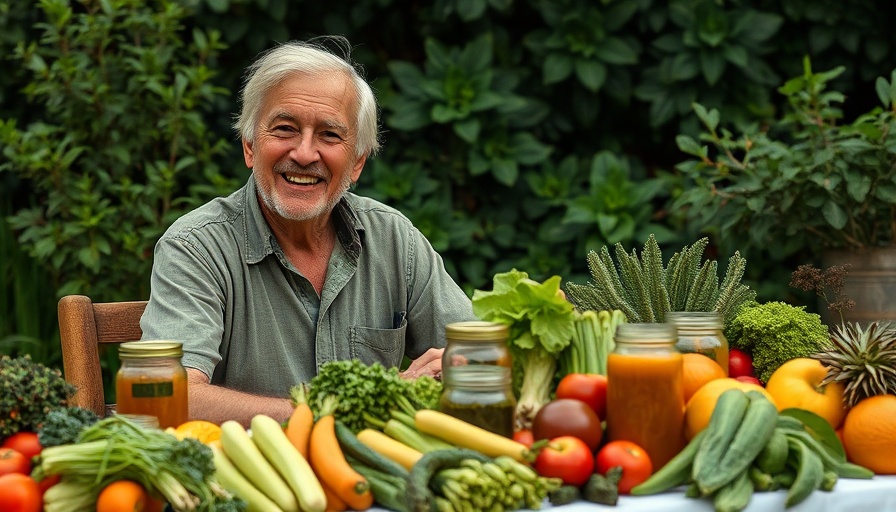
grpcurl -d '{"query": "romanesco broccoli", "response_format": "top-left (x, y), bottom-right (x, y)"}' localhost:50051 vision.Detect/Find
top-left (725, 301), bottom-right (829, 382)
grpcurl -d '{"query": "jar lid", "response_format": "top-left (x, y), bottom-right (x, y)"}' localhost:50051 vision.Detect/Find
top-left (119, 340), bottom-right (184, 359)
top-left (614, 323), bottom-right (677, 344)
top-left (445, 321), bottom-right (509, 342)
top-left (666, 311), bottom-right (723, 329)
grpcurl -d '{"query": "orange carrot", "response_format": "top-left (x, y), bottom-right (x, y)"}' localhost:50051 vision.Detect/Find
top-left (286, 385), bottom-right (315, 459)
top-left (321, 479), bottom-right (349, 512)
top-left (309, 397), bottom-right (374, 511)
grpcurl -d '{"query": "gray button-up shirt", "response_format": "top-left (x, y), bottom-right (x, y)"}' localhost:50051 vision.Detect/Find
top-left (140, 177), bottom-right (475, 397)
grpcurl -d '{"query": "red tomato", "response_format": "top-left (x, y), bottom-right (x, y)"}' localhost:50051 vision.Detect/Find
top-left (532, 398), bottom-right (603, 451)
top-left (0, 473), bottom-right (42, 512)
top-left (534, 436), bottom-right (595, 487)
top-left (728, 349), bottom-right (755, 379)
top-left (2, 432), bottom-right (43, 461)
top-left (0, 448), bottom-right (30, 476)
top-left (595, 440), bottom-right (653, 494)
top-left (512, 429), bottom-right (534, 448)
top-left (555, 373), bottom-right (608, 420)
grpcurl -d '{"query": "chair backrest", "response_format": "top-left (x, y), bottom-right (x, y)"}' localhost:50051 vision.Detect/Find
top-left (57, 294), bottom-right (147, 416)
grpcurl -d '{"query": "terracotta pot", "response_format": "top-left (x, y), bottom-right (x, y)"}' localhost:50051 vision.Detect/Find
top-left (821, 247), bottom-right (896, 326)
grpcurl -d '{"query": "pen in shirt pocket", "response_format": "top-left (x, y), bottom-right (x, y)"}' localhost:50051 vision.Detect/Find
top-left (392, 311), bottom-right (407, 329)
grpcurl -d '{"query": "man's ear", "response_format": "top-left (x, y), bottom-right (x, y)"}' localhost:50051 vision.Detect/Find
top-left (242, 138), bottom-right (254, 168)
top-left (351, 152), bottom-right (369, 182)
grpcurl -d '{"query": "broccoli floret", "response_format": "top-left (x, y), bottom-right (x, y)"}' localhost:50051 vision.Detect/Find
top-left (38, 406), bottom-right (100, 447)
top-left (1, 355), bottom-right (76, 438)
top-left (725, 301), bottom-right (829, 382)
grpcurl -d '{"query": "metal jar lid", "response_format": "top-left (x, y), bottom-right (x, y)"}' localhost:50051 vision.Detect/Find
top-left (445, 321), bottom-right (509, 342)
top-left (118, 340), bottom-right (184, 359)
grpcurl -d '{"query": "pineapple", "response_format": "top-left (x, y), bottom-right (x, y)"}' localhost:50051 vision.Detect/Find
top-left (813, 321), bottom-right (896, 407)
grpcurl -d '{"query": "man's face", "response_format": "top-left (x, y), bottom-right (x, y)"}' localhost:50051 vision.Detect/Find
top-left (243, 71), bottom-right (367, 222)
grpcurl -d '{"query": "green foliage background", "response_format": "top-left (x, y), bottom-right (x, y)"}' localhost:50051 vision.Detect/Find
top-left (2, 0), bottom-right (895, 366)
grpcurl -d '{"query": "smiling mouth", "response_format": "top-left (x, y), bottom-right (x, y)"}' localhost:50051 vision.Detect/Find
top-left (283, 174), bottom-right (321, 185)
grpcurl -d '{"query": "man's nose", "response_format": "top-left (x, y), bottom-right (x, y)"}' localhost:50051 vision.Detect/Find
top-left (289, 133), bottom-right (320, 166)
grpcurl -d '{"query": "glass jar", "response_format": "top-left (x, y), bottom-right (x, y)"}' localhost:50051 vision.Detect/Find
top-left (606, 323), bottom-right (685, 469)
top-left (667, 311), bottom-right (729, 375)
top-left (440, 321), bottom-right (515, 437)
top-left (116, 340), bottom-right (189, 429)
top-left (439, 366), bottom-right (516, 438)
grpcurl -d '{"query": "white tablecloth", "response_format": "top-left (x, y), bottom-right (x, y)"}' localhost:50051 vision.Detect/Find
top-left (372, 475), bottom-right (896, 511)
top-left (541, 475), bottom-right (896, 511)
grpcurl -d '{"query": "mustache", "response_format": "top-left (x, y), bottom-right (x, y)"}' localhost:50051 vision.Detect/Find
top-left (273, 160), bottom-right (327, 179)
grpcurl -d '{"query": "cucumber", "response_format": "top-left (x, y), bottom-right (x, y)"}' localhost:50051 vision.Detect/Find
top-left (630, 429), bottom-right (707, 495)
top-left (692, 389), bottom-right (751, 488)
top-left (335, 420), bottom-right (410, 478)
top-left (698, 391), bottom-right (779, 494)
top-left (353, 462), bottom-right (410, 512)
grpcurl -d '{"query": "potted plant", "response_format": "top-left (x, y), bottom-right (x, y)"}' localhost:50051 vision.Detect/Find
top-left (673, 57), bottom-right (896, 325)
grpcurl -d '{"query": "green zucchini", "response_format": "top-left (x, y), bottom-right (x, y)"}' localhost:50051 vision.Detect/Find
top-left (698, 391), bottom-right (779, 494)
top-left (353, 462), bottom-right (410, 512)
top-left (630, 429), bottom-right (707, 495)
top-left (692, 389), bottom-right (751, 488)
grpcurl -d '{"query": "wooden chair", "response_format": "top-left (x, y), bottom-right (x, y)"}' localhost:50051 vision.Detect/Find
top-left (57, 294), bottom-right (147, 416)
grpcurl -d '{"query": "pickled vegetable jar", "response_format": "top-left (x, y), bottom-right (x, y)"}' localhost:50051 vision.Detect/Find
top-left (667, 311), bottom-right (729, 375)
top-left (606, 323), bottom-right (685, 469)
top-left (116, 340), bottom-right (188, 429)
top-left (440, 321), bottom-right (515, 437)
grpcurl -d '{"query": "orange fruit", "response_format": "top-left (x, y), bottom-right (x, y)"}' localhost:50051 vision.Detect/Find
top-left (842, 394), bottom-right (896, 474)
top-left (684, 378), bottom-right (776, 440)
top-left (764, 358), bottom-right (846, 429)
top-left (97, 480), bottom-right (148, 512)
top-left (173, 420), bottom-right (222, 444)
top-left (681, 353), bottom-right (727, 403)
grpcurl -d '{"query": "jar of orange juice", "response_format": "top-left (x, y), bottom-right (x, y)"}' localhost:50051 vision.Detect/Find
top-left (116, 340), bottom-right (188, 429)
top-left (606, 323), bottom-right (685, 469)
top-left (667, 311), bottom-right (729, 375)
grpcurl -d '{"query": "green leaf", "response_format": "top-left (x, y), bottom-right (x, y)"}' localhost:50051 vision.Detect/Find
top-left (676, 135), bottom-right (706, 158)
top-left (509, 133), bottom-right (552, 165)
top-left (543, 53), bottom-right (573, 84)
top-left (491, 158), bottom-right (518, 186)
top-left (779, 408), bottom-right (846, 461)
top-left (388, 61), bottom-right (427, 98)
top-left (875, 76), bottom-right (894, 108)
top-left (693, 103), bottom-right (719, 131)
top-left (575, 59), bottom-right (607, 92)
top-left (822, 201), bottom-right (848, 229)
top-left (700, 51), bottom-right (726, 85)
top-left (453, 118), bottom-right (480, 144)
top-left (457, 0), bottom-right (487, 21)
top-left (593, 37), bottom-right (638, 65)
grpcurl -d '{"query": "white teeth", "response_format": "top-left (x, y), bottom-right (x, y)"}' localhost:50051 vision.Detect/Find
top-left (284, 174), bottom-right (320, 185)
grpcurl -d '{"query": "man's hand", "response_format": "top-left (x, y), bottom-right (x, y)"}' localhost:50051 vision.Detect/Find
top-left (400, 347), bottom-right (444, 380)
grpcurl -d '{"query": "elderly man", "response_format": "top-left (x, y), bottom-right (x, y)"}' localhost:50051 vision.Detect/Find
top-left (140, 37), bottom-right (474, 425)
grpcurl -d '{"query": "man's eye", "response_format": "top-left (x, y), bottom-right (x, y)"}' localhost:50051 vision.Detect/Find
top-left (322, 131), bottom-right (343, 140)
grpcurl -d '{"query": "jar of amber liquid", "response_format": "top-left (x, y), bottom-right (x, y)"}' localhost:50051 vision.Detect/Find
top-left (440, 321), bottom-right (515, 437)
top-left (667, 311), bottom-right (729, 375)
top-left (116, 340), bottom-right (188, 429)
top-left (606, 323), bottom-right (685, 469)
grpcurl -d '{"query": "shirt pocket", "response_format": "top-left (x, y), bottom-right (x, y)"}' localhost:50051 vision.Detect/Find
top-left (349, 315), bottom-right (406, 368)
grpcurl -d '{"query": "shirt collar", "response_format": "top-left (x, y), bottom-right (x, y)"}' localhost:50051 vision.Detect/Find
top-left (242, 176), bottom-right (364, 264)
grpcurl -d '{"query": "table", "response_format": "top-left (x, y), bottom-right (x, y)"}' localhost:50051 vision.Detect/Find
top-left (539, 475), bottom-right (896, 511)
top-left (372, 475), bottom-right (896, 511)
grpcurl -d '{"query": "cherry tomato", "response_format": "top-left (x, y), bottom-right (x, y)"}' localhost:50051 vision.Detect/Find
top-left (532, 398), bottom-right (602, 451)
top-left (2, 431), bottom-right (43, 461)
top-left (0, 448), bottom-right (30, 476)
top-left (595, 440), bottom-right (653, 494)
top-left (556, 373), bottom-right (608, 420)
top-left (512, 429), bottom-right (534, 448)
top-left (534, 436), bottom-right (595, 487)
top-left (728, 349), bottom-right (755, 379)
top-left (0, 472), bottom-right (42, 512)
top-left (735, 375), bottom-right (763, 386)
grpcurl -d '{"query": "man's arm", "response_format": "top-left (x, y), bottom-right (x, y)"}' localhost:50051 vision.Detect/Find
top-left (187, 369), bottom-right (293, 427)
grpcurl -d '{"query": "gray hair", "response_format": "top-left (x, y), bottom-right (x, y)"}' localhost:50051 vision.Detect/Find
top-left (233, 36), bottom-right (380, 157)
